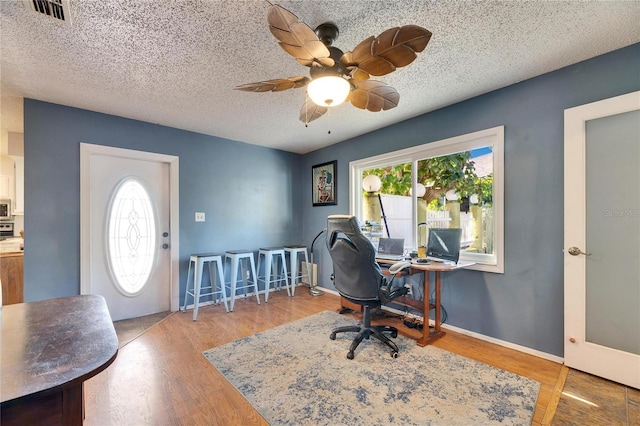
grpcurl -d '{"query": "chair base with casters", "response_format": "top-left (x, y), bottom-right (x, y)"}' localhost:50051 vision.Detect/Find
top-left (330, 300), bottom-right (400, 360)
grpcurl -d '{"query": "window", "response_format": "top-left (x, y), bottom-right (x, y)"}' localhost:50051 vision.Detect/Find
top-left (107, 177), bottom-right (157, 295)
top-left (350, 126), bottom-right (504, 273)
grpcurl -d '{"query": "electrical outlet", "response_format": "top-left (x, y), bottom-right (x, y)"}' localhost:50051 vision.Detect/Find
top-left (195, 212), bottom-right (205, 222)
top-left (404, 283), bottom-right (413, 296)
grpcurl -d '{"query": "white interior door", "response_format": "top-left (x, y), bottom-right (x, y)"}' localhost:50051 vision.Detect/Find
top-left (564, 91), bottom-right (640, 389)
top-left (80, 144), bottom-right (179, 321)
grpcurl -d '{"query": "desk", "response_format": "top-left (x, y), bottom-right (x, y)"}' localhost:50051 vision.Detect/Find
top-left (1, 295), bottom-right (118, 426)
top-left (341, 260), bottom-right (474, 346)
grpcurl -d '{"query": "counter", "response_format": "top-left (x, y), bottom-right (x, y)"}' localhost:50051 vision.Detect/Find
top-left (0, 237), bottom-right (23, 252)
top-left (1, 295), bottom-right (119, 425)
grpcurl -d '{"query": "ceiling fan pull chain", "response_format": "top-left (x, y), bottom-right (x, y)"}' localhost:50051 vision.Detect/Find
top-left (305, 99), bottom-right (309, 127)
top-left (327, 108), bottom-right (331, 134)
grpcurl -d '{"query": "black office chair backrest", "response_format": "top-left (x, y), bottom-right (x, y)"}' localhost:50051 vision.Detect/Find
top-left (326, 215), bottom-right (383, 301)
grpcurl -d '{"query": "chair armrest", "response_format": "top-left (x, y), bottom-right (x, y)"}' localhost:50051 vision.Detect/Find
top-left (380, 285), bottom-right (409, 304)
top-left (389, 261), bottom-right (411, 275)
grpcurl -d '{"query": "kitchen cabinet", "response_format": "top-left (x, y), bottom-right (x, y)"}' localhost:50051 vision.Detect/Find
top-left (0, 155), bottom-right (15, 203)
top-left (6, 133), bottom-right (24, 215)
top-left (0, 174), bottom-right (12, 199)
top-left (12, 156), bottom-right (23, 214)
top-left (1, 251), bottom-right (23, 305)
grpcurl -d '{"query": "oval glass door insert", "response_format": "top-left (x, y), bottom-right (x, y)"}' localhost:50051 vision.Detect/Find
top-left (107, 177), bottom-right (157, 296)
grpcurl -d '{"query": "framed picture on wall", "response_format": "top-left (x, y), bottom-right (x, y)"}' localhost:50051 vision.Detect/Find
top-left (312, 160), bottom-right (337, 206)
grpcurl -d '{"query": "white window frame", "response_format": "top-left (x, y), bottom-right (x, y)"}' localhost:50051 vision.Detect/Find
top-left (349, 126), bottom-right (504, 273)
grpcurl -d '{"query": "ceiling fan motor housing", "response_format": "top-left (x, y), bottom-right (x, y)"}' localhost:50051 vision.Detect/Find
top-left (310, 46), bottom-right (347, 79)
top-left (311, 22), bottom-right (347, 80)
top-left (315, 22), bottom-right (339, 46)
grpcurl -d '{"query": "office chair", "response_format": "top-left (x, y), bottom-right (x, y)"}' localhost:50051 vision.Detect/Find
top-left (326, 214), bottom-right (411, 359)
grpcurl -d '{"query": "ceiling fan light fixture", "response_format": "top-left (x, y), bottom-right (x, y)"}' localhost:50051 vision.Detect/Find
top-left (307, 76), bottom-right (350, 107)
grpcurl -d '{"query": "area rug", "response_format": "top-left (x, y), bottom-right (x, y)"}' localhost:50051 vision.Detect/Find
top-left (203, 310), bottom-right (540, 425)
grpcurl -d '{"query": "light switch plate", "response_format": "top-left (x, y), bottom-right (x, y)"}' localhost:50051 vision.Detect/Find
top-left (195, 212), bottom-right (205, 222)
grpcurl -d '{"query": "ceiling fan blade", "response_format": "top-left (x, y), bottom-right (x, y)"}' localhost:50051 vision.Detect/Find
top-left (299, 98), bottom-right (328, 124)
top-left (235, 76), bottom-right (310, 93)
top-left (341, 25), bottom-right (432, 77)
top-left (267, 5), bottom-right (334, 68)
top-left (350, 80), bottom-right (399, 112)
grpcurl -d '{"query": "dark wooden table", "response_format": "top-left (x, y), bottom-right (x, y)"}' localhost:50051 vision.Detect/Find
top-left (1, 295), bottom-right (118, 425)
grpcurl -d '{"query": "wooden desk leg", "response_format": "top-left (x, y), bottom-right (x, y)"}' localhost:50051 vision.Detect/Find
top-left (434, 272), bottom-right (442, 334)
top-left (417, 270), bottom-right (446, 346)
top-left (417, 271), bottom-right (430, 346)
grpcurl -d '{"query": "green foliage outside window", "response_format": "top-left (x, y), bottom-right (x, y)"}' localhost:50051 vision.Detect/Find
top-left (363, 152), bottom-right (493, 206)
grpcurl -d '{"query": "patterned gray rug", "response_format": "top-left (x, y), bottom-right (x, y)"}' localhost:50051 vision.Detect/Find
top-left (203, 310), bottom-right (540, 425)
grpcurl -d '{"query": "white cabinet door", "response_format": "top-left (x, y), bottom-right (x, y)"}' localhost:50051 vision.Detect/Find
top-left (0, 175), bottom-right (13, 200)
top-left (12, 157), bottom-right (24, 214)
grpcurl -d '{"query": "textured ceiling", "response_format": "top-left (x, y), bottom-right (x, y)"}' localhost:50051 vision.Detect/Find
top-left (1, 1), bottom-right (639, 154)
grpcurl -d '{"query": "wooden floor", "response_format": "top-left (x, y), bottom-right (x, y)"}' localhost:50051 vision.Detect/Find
top-left (551, 368), bottom-right (640, 425)
top-left (86, 289), bottom-right (564, 425)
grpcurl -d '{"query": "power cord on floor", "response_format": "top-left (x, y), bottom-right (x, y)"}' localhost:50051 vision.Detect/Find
top-left (399, 299), bottom-right (448, 330)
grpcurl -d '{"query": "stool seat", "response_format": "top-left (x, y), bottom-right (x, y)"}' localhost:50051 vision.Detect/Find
top-left (225, 250), bottom-right (260, 310)
top-left (257, 247), bottom-right (290, 302)
top-left (284, 245), bottom-right (311, 296)
top-left (182, 253), bottom-right (228, 320)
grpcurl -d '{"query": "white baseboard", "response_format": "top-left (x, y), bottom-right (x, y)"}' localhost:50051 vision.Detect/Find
top-left (317, 286), bottom-right (564, 364)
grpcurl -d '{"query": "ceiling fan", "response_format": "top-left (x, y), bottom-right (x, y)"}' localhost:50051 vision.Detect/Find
top-left (234, 3), bottom-right (432, 126)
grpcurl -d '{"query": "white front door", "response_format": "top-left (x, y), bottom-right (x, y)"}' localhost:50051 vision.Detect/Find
top-left (80, 144), bottom-right (179, 321)
top-left (564, 91), bottom-right (640, 389)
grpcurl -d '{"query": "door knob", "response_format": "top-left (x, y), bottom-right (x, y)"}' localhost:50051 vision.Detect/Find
top-left (568, 247), bottom-right (591, 256)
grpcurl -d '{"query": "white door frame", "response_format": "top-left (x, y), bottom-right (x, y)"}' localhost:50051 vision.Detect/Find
top-left (80, 143), bottom-right (180, 313)
top-left (564, 90), bottom-right (640, 388)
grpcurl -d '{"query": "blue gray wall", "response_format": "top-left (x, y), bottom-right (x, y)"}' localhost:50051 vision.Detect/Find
top-left (300, 43), bottom-right (640, 357)
top-left (23, 43), bottom-right (638, 357)
top-left (24, 101), bottom-right (303, 302)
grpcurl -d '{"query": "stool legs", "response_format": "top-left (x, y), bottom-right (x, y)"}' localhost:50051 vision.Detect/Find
top-left (273, 254), bottom-right (290, 297)
top-left (182, 257), bottom-right (195, 312)
top-left (290, 257), bottom-right (298, 296)
top-left (182, 254), bottom-right (228, 321)
top-left (286, 247), bottom-right (311, 296)
top-left (208, 259), bottom-right (229, 313)
top-left (258, 249), bottom-right (290, 302)
top-left (227, 253), bottom-right (260, 311)
top-left (193, 257), bottom-right (204, 320)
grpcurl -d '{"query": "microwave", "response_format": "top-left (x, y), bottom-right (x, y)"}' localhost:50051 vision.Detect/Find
top-left (0, 199), bottom-right (11, 220)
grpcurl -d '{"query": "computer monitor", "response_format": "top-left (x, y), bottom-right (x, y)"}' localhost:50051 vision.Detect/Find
top-left (426, 228), bottom-right (462, 264)
top-left (376, 237), bottom-right (405, 260)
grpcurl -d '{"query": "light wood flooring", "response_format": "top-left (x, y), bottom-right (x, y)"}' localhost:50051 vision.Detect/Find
top-left (91, 289), bottom-right (567, 425)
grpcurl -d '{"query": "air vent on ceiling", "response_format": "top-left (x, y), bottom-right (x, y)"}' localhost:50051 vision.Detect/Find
top-left (24, 0), bottom-right (72, 26)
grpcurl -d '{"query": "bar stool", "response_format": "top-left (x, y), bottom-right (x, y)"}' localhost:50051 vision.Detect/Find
top-left (182, 253), bottom-right (228, 321)
top-left (225, 250), bottom-right (260, 311)
top-left (257, 247), bottom-right (290, 302)
top-left (284, 245), bottom-right (311, 296)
